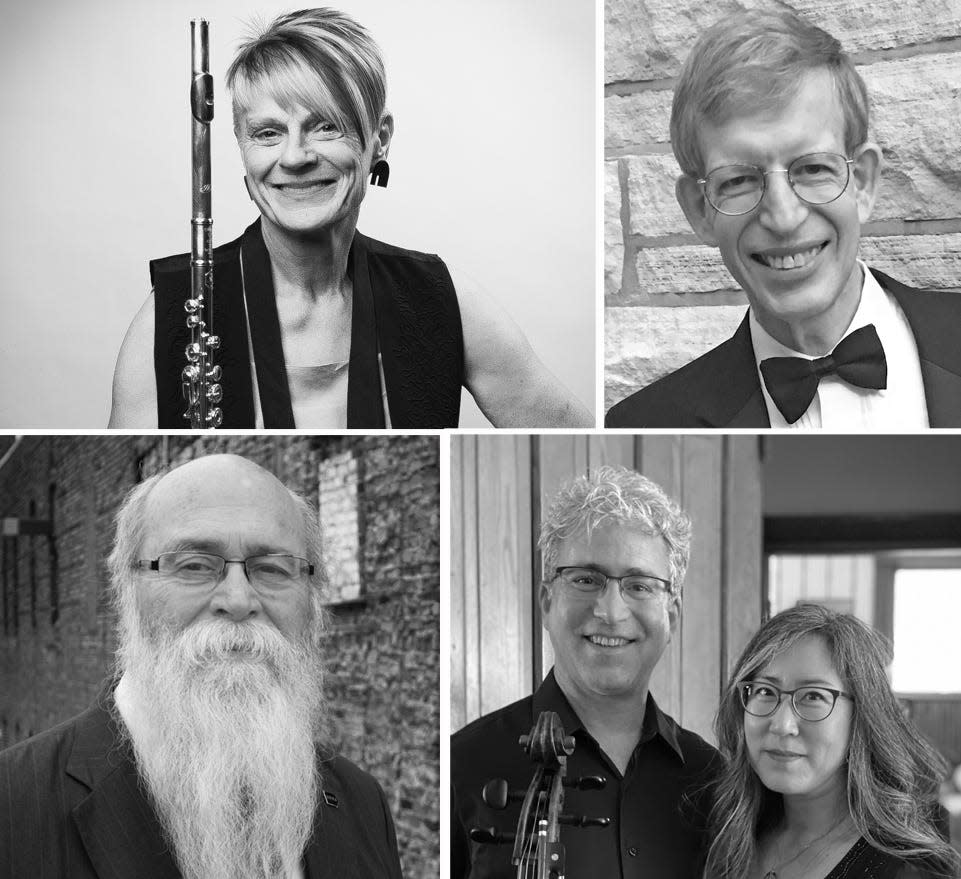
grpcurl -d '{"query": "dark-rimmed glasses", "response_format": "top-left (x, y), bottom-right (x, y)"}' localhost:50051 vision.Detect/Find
top-left (739, 680), bottom-right (853, 722)
top-left (698, 152), bottom-right (855, 216)
top-left (136, 551), bottom-right (314, 590)
top-left (553, 566), bottom-right (672, 602)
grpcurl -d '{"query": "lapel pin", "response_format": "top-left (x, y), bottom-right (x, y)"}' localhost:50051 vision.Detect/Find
top-left (323, 790), bottom-right (339, 808)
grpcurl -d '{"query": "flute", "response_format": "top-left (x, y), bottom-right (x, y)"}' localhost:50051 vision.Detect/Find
top-left (182, 18), bottom-right (223, 428)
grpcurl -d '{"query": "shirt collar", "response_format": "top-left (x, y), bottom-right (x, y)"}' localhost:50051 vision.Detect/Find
top-left (533, 669), bottom-right (686, 763)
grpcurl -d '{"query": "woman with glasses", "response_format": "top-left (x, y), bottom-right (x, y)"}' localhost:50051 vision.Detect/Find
top-left (702, 604), bottom-right (959, 879)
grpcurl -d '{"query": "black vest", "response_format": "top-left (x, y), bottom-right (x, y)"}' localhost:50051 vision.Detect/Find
top-left (151, 219), bottom-right (464, 427)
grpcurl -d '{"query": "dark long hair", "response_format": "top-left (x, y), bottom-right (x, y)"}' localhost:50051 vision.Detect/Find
top-left (703, 604), bottom-right (960, 878)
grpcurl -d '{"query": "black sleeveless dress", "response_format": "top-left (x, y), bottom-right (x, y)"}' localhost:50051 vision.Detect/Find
top-left (150, 218), bottom-right (464, 428)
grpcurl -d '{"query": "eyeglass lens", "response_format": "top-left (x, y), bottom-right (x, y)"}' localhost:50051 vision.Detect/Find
top-left (704, 153), bottom-right (851, 215)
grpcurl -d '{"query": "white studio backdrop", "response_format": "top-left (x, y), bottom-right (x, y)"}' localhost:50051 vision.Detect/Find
top-left (0, 0), bottom-right (595, 428)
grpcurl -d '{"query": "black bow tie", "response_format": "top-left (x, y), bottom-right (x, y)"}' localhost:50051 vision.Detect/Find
top-left (759, 324), bottom-right (888, 424)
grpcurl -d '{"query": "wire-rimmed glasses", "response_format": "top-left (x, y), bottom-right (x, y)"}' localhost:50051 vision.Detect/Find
top-left (553, 566), bottom-right (673, 602)
top-left (698, 152), bottom-right (855, 216)
top-left (136, 551), bottom-right (314, 591)
top-left (739, 680), bottom-right (853, 722)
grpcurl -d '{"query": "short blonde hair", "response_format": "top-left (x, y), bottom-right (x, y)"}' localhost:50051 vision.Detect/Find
top-left (227, 8), bottom-right (386, 150)
top-left (670, 9), bottom-right (869, 178)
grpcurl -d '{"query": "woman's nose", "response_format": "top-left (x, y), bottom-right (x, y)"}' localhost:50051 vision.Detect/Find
top-left (279, 132), bottom-right (318, 169)
top-left (767, 697), bottom-right (800, 735)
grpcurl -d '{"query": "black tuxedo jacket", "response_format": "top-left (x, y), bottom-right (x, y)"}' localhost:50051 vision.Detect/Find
top-left (0, 686), bottom-right (404, 879)
top-left (606, 270), bottom-right (961, 427)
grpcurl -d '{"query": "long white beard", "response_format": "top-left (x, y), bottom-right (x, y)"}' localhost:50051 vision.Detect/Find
top-left (116, 615), bottom-right (325, 879)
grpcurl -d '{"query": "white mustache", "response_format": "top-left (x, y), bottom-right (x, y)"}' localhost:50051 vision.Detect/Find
top-left (174, 621), bottom-right (295, 665)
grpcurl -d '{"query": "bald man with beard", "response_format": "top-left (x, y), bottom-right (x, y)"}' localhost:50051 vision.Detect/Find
top-left (0, 454), bottom-right (404, 879)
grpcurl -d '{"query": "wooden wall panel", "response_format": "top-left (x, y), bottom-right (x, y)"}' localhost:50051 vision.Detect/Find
top-left (476, 437), bottom-right (532, 716)
top-left (723, 437), bottom-right (764, 678)
top-left (679, 437), bottom-right (724, 740)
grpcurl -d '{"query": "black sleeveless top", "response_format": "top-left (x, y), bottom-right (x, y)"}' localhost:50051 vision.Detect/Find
top-left (825, 837), bottom-right (936, 879)
top-left (150, 218), bottom-right (464, 428)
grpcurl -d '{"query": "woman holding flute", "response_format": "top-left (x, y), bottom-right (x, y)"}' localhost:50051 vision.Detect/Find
top-left (108, 7), bottom-right (591, 428)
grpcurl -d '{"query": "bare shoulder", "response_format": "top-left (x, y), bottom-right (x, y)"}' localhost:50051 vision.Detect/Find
top-left (108, 292), bottom-right (158, 428)
top-left (450, 266), bottom-right (592, 427)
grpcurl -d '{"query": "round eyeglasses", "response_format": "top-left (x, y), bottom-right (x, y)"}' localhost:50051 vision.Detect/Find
top-left (553, 566), bottom-right (672, 602)
top-left (739, 681), bottom-right (853, 723)
top-left (698, 152), bottom-right (855, 216)
top-left (136, 551), bottom-right (314, 591)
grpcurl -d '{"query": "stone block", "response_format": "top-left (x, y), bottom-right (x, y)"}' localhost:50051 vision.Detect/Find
top-left (860, 234), bottom-right (961, 288)
top-left (865, 54), bottom-right (961, 223)
top-left (634, 243), bottom-right (737, 296)
top-left (605, 161), bottom-right (625, 297)
top-left (626, 154), bottom-right (688, 236)
top-left (605, 304), bottom-right (747, 409)
top-left (605, 90), bottom-right (672, 152)
top-left (606, 0), bottom-right (961, 84)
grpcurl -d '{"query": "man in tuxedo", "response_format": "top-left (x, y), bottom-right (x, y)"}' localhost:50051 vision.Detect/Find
top-left (0, 454), bottom-right (403, 879)
top-left (451, 467), bottom-right (720, 878)
top-left (606, 9), bottom-right (961, 428)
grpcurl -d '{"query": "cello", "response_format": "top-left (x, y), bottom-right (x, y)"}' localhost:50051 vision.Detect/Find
top-left (469, 711), bottom-right (610, 879)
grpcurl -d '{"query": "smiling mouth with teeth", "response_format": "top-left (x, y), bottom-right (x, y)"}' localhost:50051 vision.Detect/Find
top-left (586, 635), bottom-right (633, 648)
top-left (752, 242), bottom-right (827, 270)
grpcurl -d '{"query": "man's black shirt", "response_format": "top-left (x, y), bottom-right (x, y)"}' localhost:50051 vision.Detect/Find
top-left (451, 670), bottom-right (721, 879)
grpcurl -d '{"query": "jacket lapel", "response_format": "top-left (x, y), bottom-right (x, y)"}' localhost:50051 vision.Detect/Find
top-left (877, 270), bottom-right (961, 427)
top-left (67, 691), bottom-right (181, 879)
top-left (694, 314), bottom-right (772, 427)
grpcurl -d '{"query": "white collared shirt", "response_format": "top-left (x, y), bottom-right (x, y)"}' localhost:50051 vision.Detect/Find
top-left (750, 263), bottom-right (929, 428)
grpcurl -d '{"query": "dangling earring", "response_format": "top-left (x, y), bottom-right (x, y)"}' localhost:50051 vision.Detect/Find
top-left (243, 175), bottom-right (253, 200)
top-left (370, 159), bottom-right (390, 187)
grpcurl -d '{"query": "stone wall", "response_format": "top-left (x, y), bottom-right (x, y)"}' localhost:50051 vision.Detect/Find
top-left (0, 435), bottom-right (439, 878)
top-left (605, 0), bottom-right (961, 411)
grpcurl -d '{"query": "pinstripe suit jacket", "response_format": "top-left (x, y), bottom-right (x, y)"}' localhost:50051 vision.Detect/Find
top-left (0, 684), bottom-right (404, 879)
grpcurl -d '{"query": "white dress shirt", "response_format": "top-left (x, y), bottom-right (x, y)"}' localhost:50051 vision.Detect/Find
top-left (750, 262), bottom-right (929, 428)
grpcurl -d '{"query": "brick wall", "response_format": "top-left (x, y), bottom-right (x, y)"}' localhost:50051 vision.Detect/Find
top-left (0, 435), bottom-right (439, 879)
top-left (605, 0), bottom-right (961, 410)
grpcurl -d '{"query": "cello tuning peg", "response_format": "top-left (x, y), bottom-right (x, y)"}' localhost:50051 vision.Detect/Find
top-left (559, 813), bottom-right (611, 828)
top-left (469, 826), bottom-right (516, 846)
top-left (482, 778), bottom-right (524, 809)
top-left (482, 779), bottom-right (508, 809)
top-left (566, 774), bottom-right (607, 790)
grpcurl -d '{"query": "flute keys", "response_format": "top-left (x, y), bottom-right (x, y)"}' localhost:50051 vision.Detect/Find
top-left (207, 408), bottom-right (223, 428)
top-left (207, 334), bottom-right (221, 349)
top-left (184, 298), bottom-right (202, 313)
top-left (182, 364), bottom-right (201, 383)
top-left (186, 314), bottom-right (203, 328)
top-left (206, 383), bottom-right (223, 404)
top-left (207, 365), bottom-right (222, 382)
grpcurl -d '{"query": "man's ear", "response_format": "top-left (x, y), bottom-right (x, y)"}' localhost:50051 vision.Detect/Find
top-left (538, 582), bottom-right (552, 619)
top-left (676, 174), bottom-right (719, 246)
top-left (850, 141), bottom-right (882, 224)
top-left (667, 594), bottom-right (681, 637)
